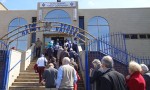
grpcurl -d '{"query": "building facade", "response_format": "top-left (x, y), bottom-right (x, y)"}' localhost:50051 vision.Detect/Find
top-left (0, 1), bottom-right (150, 57)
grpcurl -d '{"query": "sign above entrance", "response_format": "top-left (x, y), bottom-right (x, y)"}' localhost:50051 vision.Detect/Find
top-left (39, 1), bottom-right (76, 8)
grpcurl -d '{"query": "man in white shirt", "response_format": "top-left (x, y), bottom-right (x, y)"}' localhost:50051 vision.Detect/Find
top-left (36, 54), bottom-right (48, 83)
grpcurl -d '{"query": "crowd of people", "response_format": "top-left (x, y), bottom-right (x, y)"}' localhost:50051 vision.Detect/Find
top-left (35, 38), bottom-right (150, 90)
top-left (90, 56), bottom-right (150, 90)
top-left (35, 38), bottom-right (79, 90)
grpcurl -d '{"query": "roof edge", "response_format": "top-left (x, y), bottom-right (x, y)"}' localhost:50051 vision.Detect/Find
top-left (0, 2), bottom-right (8, 10)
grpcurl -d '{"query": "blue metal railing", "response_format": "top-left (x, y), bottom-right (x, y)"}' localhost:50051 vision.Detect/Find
top-left (87, 33), bottom-right (150, 65)
top-left (0, 40), bottom-right (9, 90)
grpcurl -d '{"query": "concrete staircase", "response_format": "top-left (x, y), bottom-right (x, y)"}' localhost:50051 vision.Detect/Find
top-left (9, 59), bottom-right (85, 90)
top-left (9, 61), bottom-right (45, 90)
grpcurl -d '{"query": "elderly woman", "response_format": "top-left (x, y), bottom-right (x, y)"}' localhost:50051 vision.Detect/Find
top-left (126, 61), bottom-right (146, 90)
top-left (90, 59), bottom-right (102, 90)
top-left (140, 64), bottom-right (150, 90)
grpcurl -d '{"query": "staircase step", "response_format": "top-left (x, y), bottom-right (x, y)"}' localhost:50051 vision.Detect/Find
top-left (77, 87), bottom-right (85, 90)
top-left (12, 82), bottom-right (42, 86)
top-left (15, 79), bottom-right (39, 82)
top-left (17, 76), bottom-right (39, 79)
top-left (10, 57), bottom-right (85, 90)
top-left (19, 74), bottom-right (38, 77)
top-left (20, 72), bottom-right (38, 74)
top-left (9, 86), bottom-right (45, 90)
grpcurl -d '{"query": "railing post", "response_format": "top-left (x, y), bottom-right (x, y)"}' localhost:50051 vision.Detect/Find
top-left (3, 50), bottom-right (10, 90)
top-left (85, 42), bottom-right (90, 90)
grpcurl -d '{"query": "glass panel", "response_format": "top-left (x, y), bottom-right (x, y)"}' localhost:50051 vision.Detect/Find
top-left (8, 18), bottom-right (28, 51)
top-left (44, 9), bottom-right (71, 24)
top-left (17, 41), bottom-right (27, 51)
top-left (88, 26), bottom-right (99, 38)
top-left (19, 18), bottom-right (27, 26)
top-left (88, 16), bottom-right (108, 25)
top-left (9, 18), bottom-right (19, 27)
top-left (97, 16), bottom-right (108, 25)
top-left (88, 16), bottom-right (110, 52)
top-left (99, 26), bottom-right (109, 35)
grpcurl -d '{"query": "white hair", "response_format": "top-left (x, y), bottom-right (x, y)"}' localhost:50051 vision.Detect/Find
top-left (62, 57), bottom-right (70, 64)
top-left (92, 59), bottom-right (101, 66)
top-left (129, 61), bottom-right (142, 73)
top-left (140, 64), bottom-right (149, 73)
top-left (101, 56), bottom-right (114, 68)
top-left (70, 58), bottom-right (74, 62)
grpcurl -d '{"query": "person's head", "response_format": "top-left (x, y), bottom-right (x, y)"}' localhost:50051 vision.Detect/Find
top-left (52, 57), bottom-right (56, 63)
top-left (101, 56), bottom-right (114, 69)
top-left (128, 61), bottom-right (142, 75)
top-left (62, 57), bottom-right (70, 65)
top-left (92, 59), bottom-right (101, 69)
top-left (56, 42), bottom-right (59, 45)
top-left (49, 63), bottom-right (54, 68)
top-left (41, 54), bottom-right (44, 57)
top-left (74, 38), bottom-right (77, 41)
top-left (69, 40), bottom-right (71, 43)
top-left (140, 64), bottom-right (149, 74)
top-left (59, 46), bottom-right (63, 49)
top-left (70, 58), bottom-right (74, 63)
top-left (70, 48), bottom-right (73, 51)
top-left (37, 38), bottom-right (40, 41)
top-left (64, 47), bottom-right (68, 51)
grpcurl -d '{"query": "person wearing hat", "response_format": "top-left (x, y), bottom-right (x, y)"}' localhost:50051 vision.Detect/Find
top-left (140, 64), bottom-right (150, 90)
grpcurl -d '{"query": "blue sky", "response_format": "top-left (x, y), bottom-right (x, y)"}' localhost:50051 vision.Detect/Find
top-left (1, 0), bottom-right (150, 10)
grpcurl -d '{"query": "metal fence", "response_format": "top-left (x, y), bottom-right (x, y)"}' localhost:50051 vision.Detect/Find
top-left (87, 32), bottom-right (150, 65)
top-left (0, 40), bottom-right (9, 90)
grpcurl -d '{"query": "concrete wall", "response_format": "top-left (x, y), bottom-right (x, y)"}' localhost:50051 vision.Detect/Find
top-left (79, 8), bottom-right (150, 57)
top-left (8, 50), bottom-right (22, 88)
top-left (126, 39), bottom-right (150, 56)
top-left (20, 44), bottom-right (35, 71)
top-left (8, 44), bottom-right (35, 88)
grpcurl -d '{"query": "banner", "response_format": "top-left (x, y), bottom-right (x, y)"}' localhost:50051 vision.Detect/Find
top-left (40, 1), bottom-right (76, 8)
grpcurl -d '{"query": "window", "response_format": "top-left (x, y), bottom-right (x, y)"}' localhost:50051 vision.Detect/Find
top-left (44, 9), bottom-right (71, 32)
top-left (124, 34), bottom-right (150, 39)
top-left (8, 18), bottom-right (28, 51)
top-left (130, 34), bottom-right (138, 39)
top-left (124, 34), bottom-right (130, 39)
top-left (79, 16), bottom-right (84, 29)
top-left (88, 16), bottom-right (109, 39)
top-left (88, 16), bottom-right (110, 51)
top-left (44, 9), bottom-right (71, 24)
top-left (147, 34), bottom-right (150, 39)
top-left (139, 34), bottom-right (146, 39)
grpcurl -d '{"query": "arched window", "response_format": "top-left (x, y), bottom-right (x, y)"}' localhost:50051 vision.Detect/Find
top-left (8, 18), bottom-right (28, 51)
top-left (44, 9), bottom-right (72, 24)
top-left (88, 16), bottom-right (109, 38)
top-left (88, 16), bottom-right (110, 51)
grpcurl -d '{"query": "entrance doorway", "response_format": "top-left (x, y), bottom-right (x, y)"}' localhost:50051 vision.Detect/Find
top-left (51, 37), bottom-right (64, 46)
